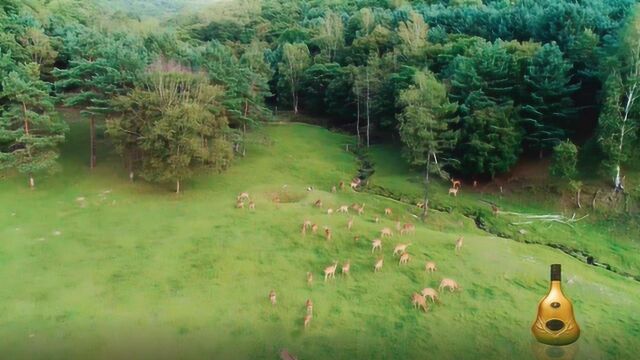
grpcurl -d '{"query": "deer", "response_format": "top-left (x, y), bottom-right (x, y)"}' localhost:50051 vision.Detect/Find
top-left (371, 239), bottom-right (382, 253)
top-left (350, 177), bottom-right (361, 190)
top-left (306, 299), bottom-right (313, 314)
top-left (384, 208), bottom-right (393, 216)
top-left (491, 204), bottom-right (499, 216)
top-left (380, 227), bottom-right (393, 238)
top-left (439, 278), bottom-right (460, 292)
top-left (342, 261), bottom-right (350, 276)
top-left (455, 236), bottom-right (464, 253)
top-left (248, 201), bottom-right (255, 210)
top-left (331, 185), bottom-right (337, 193)
top-left (357, 203), bottom-right (366, 215)
top-left (393, 243), bottom-right (411, 256)
top-left (311, 224), bottom-right (318, 234)
top-left (324, 262), bottom-right (338, 281)
top-left (337, 205), bottom-right (349, 214)
top-left (237, 192), bottom-right (250, 201)
top-left (420, 288), bottom-right (440, 303)
top-left (400, 223), bottom-right (415, 236)
top-left (374, 258), bottom-right (384, 272)
top-left (236, 200), bottom-right (245, 209)
top-left (448, 187), bottom-right (459, 197)
top-left (272, 195), bottom-right (281, 208)
top-left (314, 199), bottom-right (323, 208)
top-left (301, 223), bottom-right (307, 236)
top-left (451, 179), bottom-right (461, 189)
top-left (425, 261), bottom-right (437, 273)
top-left (269, 290), bottom-right (276, 305)
top-left (280, 349), bottom-right (298, 360)
top-left (416, 202), bottom-right (425, 209)
top-left (304, 314), bottom-right (312, 328)
top-left (374, 216), bottom-right (380, 223)
top-left (399, 252), bottom-right (410, 265)
top-left (411, 292), bottom-right (428, 313)
top-left (339, 181), bottom-right (345, 191)
top-left (307, 272), bottom-right (313, 285)
top-left (347, 217), bottom-right (354, 231)
top-left (327, 208), bottom-right (334, 215)
top-left (324, 227), bottom-right (332, 241)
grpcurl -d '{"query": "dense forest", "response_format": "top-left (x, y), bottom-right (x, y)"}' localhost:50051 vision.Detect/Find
top-left (1, 0), bottom-right (639, 195)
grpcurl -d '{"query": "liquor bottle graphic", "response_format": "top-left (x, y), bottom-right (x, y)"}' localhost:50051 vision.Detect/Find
top-left (532, 264), bottom-right (580, 346)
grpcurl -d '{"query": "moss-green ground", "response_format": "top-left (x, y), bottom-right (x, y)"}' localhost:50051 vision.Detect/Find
top-left (0, 117), bottom-right (638, 359)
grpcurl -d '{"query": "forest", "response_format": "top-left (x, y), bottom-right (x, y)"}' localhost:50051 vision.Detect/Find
top-left (2, 1), bottom-right (640, 359)
top-left (1, 0), bottom-right (639, 195)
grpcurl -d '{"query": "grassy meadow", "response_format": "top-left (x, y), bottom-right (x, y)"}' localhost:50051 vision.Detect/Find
top-left (1, 115), bottom-right (639, 359)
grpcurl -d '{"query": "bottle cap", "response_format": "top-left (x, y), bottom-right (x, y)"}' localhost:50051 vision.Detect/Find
top-left (550, 264), bottom-right (561, 281)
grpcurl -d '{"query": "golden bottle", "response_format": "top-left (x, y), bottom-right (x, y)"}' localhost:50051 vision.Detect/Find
top-left (532, 264), bottom-right (580, 345)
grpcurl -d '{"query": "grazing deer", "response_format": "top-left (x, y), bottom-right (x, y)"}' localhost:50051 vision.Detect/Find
top-left (327, 208), bottom-right (334, 215)
top-left (236, 200), bottom-right (245, 209)
top-left (339, 181), bottom-right (345, 190)
top-left (399, 252), bottom-right (410, 265)
top-left (380, 227), bottom-right (393, 238)
top-left (448, 187), bottom-right (459, 197)
top-left (425, 261), bottom-right (437, 273)
top-left (314, 199), bottom-right (323, 208)
top-left (411, 292), bottom-right (428, 313)
top-left (311, 224), bottom-right (318, 234)
top-left (337, 205), bottom-right (349, 214)
top-left (357, 203), bottom-right (366, 215)
top-left (331, 186), bottom-right (337, 193)
top-left (301, 223), bottom-right (307, 236)
top-left (491, 204), bottom-right (499, 216)
top-left (421, 288), bottom-right (440, 303)
top-left (324, 227), bottom-right (332, 241)
top-left (248, 201), bottom-right (255, 210)
top-left (269, 290), bottom-right (276, 305)
top-left (237, 192), bottom-right (250, 201)
top-left (384, 208), bottom-right (392, 216)
top-left (303, 220), bottom-right (312, 229)
top-left (347, 217), bottom-right (354, 231)
top-left (374, 258), bottom-right (384, 272)
top-left (371, 239), bottom-right (382, 253)
top-left (400, 223), bottom-right (415, 236)
top-left (374, 216), bottom-right (380, 223)
top-left (306, 299), bottom-right (313, 314)
top-left (451, 179), bottom-right (461, 189)
top-left (304, 313), bottom-right (312, 328)
top-left (280, 349), bottom-right (298, 360)
top-left (324, 262), bottom-right (338, 281)
top-left (416, 202), bottom-right (425, 209)
top-left (393, 243), bottom-right (411, 256)
top-left (455, 236), bottom-right (464, 253)
top-left (350, 177), bottom-right (361, 190)
top-left (307, 272), bottom-right (313, 285)
top-left (439, 278), bottom-right (460, 292)
top-left (342, 261), bottom-right (350, 276)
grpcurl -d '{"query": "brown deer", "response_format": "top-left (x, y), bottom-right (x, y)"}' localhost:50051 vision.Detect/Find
top-left (237, 192), bottom-right (250, 201)
top-left (306, 299), bottom-right (313, 314)
top-left (380, 227), bottom-right (393, 238)
top-left (374, 216), bottom-right (380, 223)
top-left (347, 217), bottom-right (354, 231)
top-left (314, 199), bottom-right (323, 208)
top-left (311, 224), bottom-right (318, 234)
top-left (491, 204), bottom-right (499, 216)
top-left (301, 223), bottom-right (307, 236)
top-left (425, 261), bottom-right (437, 273)
top-left (342, 261), bottom-right (350, 276)
top-left (384, 208), bottom-right (393, 216)
top-left (455, 236), bottom-right (464, 253)
top-left (451, 179), bottom-right (461, 189)
top-left (303, 314), bottom-right (312, 328)
top-left (324, 262), bottom-right (338, 281)
top-left (280, 349), bottom-right (298, 360)
top-left (324, 227), bottom-right (332, 241)
top-left (399, 252), bottom-right (410, 265)
top-left (337, 205), bottom-right (349, 214)
top-left (439, 278), bottom-right (460, 292)
top-left (236, 200), bottom-right (245, 209)
top-left (269, 290), bottom-right (276, 305)
top-left (350, 177), bottom-right (361, 190)
top-left (393, 243), bottom-right (411, 256)
top-left (374, 258), bottom-right (384, 272)
top-left (411, 292), bottom-right (428, 313)
top-left (307, 272), bottom-right (313, 285)
top-left (371, 239), bottom-right (382, 253)
top-left (248, 201), bottom-right (255, 210)
top-left (420, 288), bottom-right (440, 303)
top-left (400, 223), bottom-right (415, 236)
top-left (357, 203), bottom-right (366, 215)
top-left (448, 187), bottom-right (459, 197)
top-left (327, 208), bottom-right (334, 215)
top-left (331, 185), bottom-right (337, 193)
top-left (338, 181), bottom-right (345, 190)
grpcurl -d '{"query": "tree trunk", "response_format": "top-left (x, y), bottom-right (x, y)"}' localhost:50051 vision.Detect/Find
top-left (592, 189), bottom-right (600, 209)
top-left (366, 68), bottom-right (371, 148)
top-left (356, 92), bottom-right (361, 146)
top-left (176, 179), bottom-right (181, 194)
top-left (243, 99), bottom-right (249, 157)
top-left (90, 117), bottom-right (96, 169)
top-left (29, 174), bottom-right (35, 189)
top-left (576, 188), bottom-right (582, 209)
top-left (421, 153), bottom-right (432, 221)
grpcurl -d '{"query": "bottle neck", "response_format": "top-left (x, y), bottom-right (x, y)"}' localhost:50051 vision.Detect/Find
top-left (549, 280), bottom-right (563, 293)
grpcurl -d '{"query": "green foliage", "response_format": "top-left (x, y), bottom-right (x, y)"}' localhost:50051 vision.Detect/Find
top-left (550, 140), bottom-right (578, 179)
top-left (277, 42), bottom-right (310, 113)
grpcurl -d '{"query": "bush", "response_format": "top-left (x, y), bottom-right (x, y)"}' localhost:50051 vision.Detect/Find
top-left (550, 140), bottom-right (578, 179)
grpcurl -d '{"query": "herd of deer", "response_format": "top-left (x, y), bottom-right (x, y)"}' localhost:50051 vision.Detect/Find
top-left (236, 176), bottom-right (466, 331)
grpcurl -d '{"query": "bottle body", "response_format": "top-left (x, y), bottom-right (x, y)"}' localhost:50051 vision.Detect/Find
top-left (531, 264), bottom-right (580, 346)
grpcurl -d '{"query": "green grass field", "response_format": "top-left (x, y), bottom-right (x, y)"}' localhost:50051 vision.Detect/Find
top-left (1, 116), bottom-right (639, 359)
